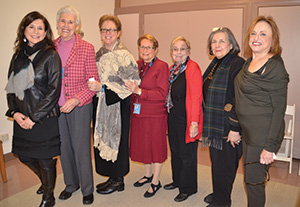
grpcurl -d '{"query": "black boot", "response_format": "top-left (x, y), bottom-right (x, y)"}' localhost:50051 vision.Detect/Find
top-left (20, 157), bottom-right (43, 195)
top-left (39, 159), bottom-right (57, 207)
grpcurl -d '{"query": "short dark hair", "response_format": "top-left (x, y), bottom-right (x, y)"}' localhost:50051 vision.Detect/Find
top-left (244, 15), bottom-right (282, 58)
top-left (207, 27), bottom-right (240, 56)
top-left (14, 11), bottom-right (55, 56)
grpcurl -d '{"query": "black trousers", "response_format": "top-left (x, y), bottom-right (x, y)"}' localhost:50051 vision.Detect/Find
top-left (167, 113), bottom-right (198, 195)
top-left (243, 142), bottom-right (268, 207)
top-left (209, 139), bottom-right (242, 205)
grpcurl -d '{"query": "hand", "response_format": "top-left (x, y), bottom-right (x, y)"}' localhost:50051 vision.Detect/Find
top-left (125, 80), bottom-right (140, 94)
top-left (60, 98), bottom-right (80, 113)
top-left (189, 121), bottom-right (199, 138)
top-left (13, 112), bottom-right (34, 130)
top-left (260, 149), bottom-right (274, 165)
top-left (88, 80), bottom-right (102, 92)
top-left (227, 130), bottom-right (241, 148)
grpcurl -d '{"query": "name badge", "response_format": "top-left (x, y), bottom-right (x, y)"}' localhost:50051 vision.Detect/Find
top-left (133, 103), bottom-right (141, 114)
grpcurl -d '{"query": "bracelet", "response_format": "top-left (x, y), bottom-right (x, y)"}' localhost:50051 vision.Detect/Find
top-left (138, 89), bottom-right (142, 96)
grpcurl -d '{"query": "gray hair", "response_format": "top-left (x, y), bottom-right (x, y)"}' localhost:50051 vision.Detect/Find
top-left (207, 27), bottom-right (240, 55)
top-left (56, 5), bottom-right (81, 26)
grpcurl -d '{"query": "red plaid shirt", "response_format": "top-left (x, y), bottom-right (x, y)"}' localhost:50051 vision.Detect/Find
top-left (55, 34), bottom-right (99, 107)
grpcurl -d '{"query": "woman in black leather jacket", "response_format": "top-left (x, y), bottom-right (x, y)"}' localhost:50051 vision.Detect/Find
top-left (5, 11), bottom-right (61, 207)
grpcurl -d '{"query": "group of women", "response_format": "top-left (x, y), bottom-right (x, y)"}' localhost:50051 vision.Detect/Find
top-left (5, 4), bottom-right (289, 207)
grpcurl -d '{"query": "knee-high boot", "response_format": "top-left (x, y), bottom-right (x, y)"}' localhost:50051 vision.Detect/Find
top-left (39, 159), bottom-right (57, 207)
top-left (20, 159), bottom-right (43, 194)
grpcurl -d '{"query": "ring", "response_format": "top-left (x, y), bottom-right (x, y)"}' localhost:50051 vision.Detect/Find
top-left (237, 140), bottom-right (240, 143)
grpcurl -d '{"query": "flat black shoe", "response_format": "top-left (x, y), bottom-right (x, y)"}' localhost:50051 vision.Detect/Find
top-left (96, 181), bottom-right (125, 194)
top-left (59, 187), bottom-right (79, 200)
top-left (133, 175), bottom-right (153, 187)
top-left (144, 181), bottom-right (161, 198)
top-left (36, 184), bottom-right (43, 195)
top-left (83, 193), bottom-right (94, 205)
top-left (96, 178), bottom-right (112, 189)
top-left (204, 193), bottom-right (214, 204)
top-left (163, 182), bottom-right (177, 190)
top-left (174, 193), bottom-right (189, 202)
top-left (206, 203), bottom-right (231, 207)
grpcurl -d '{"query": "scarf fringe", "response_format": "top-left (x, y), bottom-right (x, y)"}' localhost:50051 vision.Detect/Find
top-left (94, 138), bottom-right (118, 163)
top-left (202, 136), bottom-right (223, 150)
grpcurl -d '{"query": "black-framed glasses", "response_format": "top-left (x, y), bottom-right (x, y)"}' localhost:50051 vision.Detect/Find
top-left (244, 161), bottom-right (270, 186)
top-left (100, 28), bottom-right (118, 33)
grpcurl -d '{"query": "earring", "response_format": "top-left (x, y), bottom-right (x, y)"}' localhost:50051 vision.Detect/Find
top-left (23, 38), bottom-right (27, 42)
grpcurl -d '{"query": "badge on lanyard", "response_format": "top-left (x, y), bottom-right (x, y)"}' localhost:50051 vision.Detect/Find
top-left (133, 103), bottom-right (141, 114)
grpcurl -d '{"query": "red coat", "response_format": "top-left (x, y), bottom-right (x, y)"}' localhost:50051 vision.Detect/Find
top-left (54, 33), bottom-right (99, 107)
top-left (170, 59), bottom-right (203, 143)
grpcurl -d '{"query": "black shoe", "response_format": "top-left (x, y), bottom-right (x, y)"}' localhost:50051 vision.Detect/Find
top-left (174, 193), bottom-right (189, 202)
top-left (96, 181), bottom-right (125, 194)
top-left (133, 175), bottom-right (153, 187)
top-left (59, 187), bottom-right (79, 200)
top-left (204, 193), bottom-right (214, 204)
top-left (206, 203), bottom-right (231, 207)
top-left (39, 196), bottom-right (55, 207)
top-left (96, 178), bottom-right (112, 189)
top-left (83, 193), bottom-right (94, 205)
top-left (163, 182), bottom-right (177, 190)
top-left (36, 184), bottom-right (43, 195)
top-left (144, 181), bottom-right (161, 198)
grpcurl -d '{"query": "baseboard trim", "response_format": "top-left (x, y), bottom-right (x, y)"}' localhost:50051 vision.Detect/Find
top-left (4, 152), bottom-right (17, 162)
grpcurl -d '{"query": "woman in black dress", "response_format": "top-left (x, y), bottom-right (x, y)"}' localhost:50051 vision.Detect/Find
top-left (5, 11), bottom-right (61, 207)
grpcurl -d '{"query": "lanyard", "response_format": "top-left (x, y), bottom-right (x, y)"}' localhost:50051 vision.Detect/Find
top-left (169, 56), bottom-right (189, 84)
top-left (139, 57), bottom-right (156, 82)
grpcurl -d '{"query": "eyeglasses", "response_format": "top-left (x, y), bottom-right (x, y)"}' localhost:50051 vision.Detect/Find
top-left (100, 28), bottom-right (118, 33)
top-left (139, 46), bottom-right (154, 50)
top-left (172, 48), bottom-right (187, 52)
top-left (244, 161), bottom-right (270, 186)
top-left (212, 27), bottom-right (223, 32)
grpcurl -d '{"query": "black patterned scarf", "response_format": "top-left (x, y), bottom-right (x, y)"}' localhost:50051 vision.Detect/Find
top-left (202, 53), bottom-right (236, 150)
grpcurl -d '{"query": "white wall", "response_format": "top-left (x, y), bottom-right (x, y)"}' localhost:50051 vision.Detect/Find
top-left (0, 0), bottom-right (114, 154)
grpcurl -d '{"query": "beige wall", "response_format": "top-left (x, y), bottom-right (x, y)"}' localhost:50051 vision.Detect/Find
top-left (116, 0), bottom-right (300, 159)
top-left (0, 0), bottom-right (114, 154)
top-left (144, 9), bottom-right (243, 69)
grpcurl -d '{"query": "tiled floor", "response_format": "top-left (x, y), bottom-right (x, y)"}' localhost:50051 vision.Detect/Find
top-left (1, 146), bottom-right (300, 207)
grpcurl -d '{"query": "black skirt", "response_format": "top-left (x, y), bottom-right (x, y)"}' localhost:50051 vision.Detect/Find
top-left (12, 116), bottom-right (60, 159)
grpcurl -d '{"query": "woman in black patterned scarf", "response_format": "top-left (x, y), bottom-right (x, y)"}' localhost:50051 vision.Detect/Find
top-left (202, 27), bottom-right (245, 207)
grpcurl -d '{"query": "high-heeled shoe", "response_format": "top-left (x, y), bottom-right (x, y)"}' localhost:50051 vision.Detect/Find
top-left (133, 175), bottom-right (153, 187)
top-left (144, 181), bottom-right (161, 198)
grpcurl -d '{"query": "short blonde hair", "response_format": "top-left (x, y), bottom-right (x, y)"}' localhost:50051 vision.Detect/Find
top-left (170, 36), bottom-right (191, 52)
top-left (137, 34), bottom-right (159, 49)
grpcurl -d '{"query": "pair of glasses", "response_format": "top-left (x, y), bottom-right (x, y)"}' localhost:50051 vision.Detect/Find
top-left (139, 46), bottom-right (154, 50)
top-left (172, 48), bottom-right (187, 52)
top-left (100, 28), bottom-right (118, 33)
top-left (244, 161), bottom-right (270, 186)
top-left (212, 27), bottom-right (223, 32)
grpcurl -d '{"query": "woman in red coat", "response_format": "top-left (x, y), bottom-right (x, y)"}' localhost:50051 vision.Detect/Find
top-left (164, 36), bottom-right (203, 202)
top-left (125, 34), bottom-right (169, 198)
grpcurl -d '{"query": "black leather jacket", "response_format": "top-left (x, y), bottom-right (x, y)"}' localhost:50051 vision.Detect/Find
top-left (6, 48), bottom-right (62, 124)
